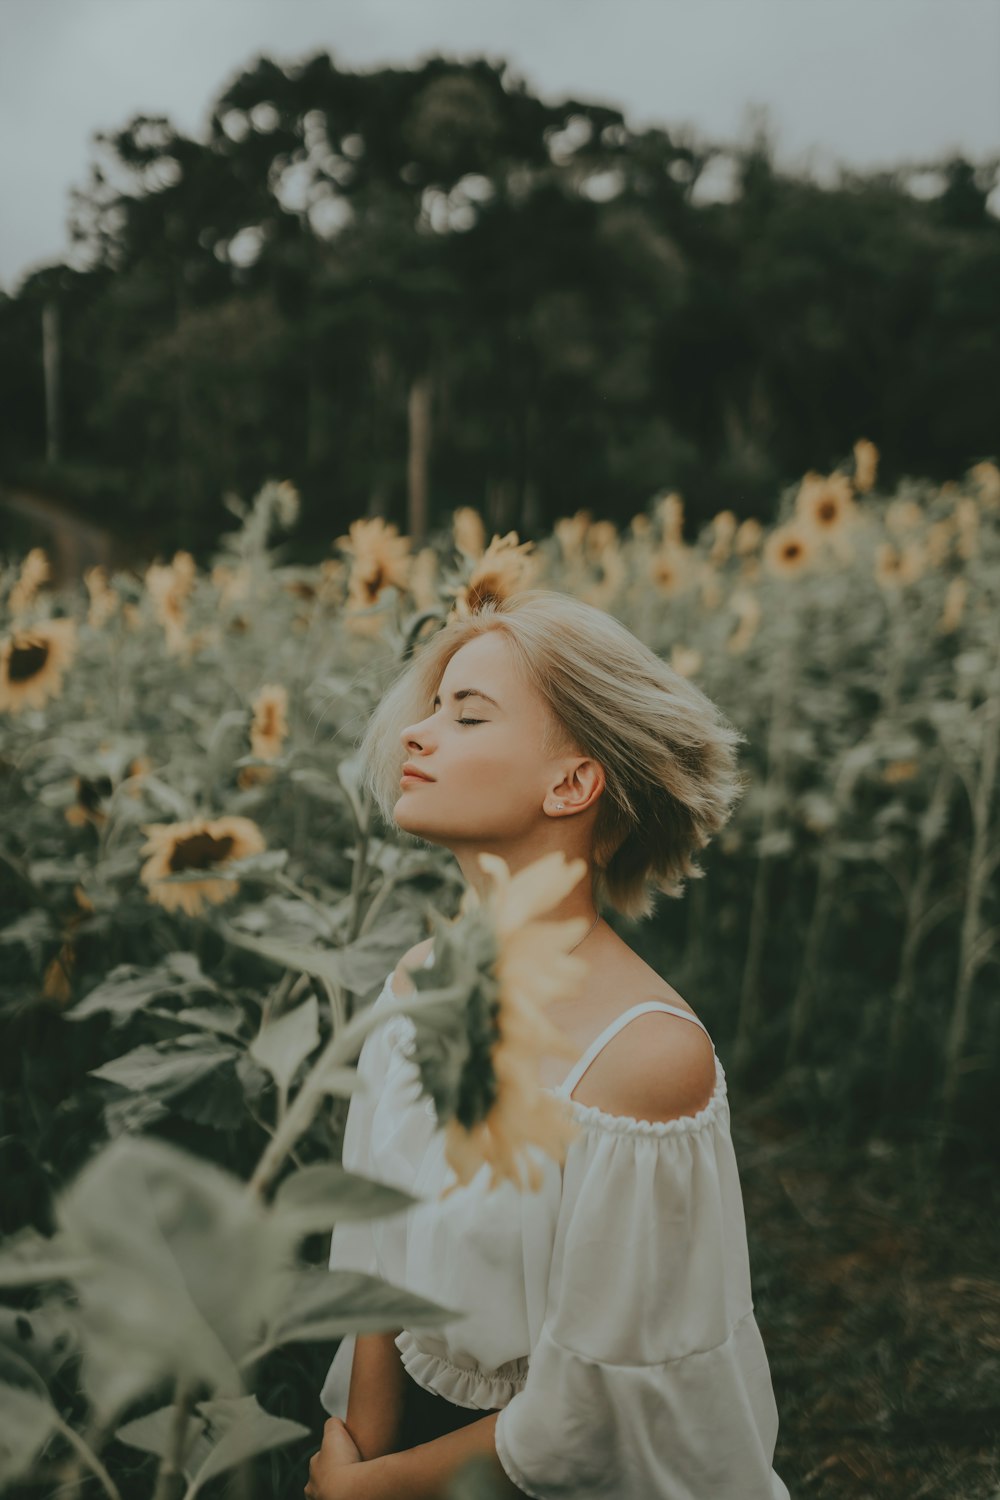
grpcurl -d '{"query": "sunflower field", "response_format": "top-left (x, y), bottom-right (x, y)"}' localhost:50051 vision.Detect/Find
top-left (1, 442), bottom-right (999, 1499)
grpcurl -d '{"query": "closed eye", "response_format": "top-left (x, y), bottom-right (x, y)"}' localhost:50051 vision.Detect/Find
top-left (457, 717), bottom-right (484, 726)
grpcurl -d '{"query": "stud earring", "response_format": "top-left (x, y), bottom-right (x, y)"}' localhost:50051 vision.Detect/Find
top-left (555, 802), bottom-right (564, 809)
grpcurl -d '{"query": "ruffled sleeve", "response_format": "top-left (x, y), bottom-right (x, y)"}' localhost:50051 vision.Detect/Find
top-left (493, 1107), bottom-right (789, 1500)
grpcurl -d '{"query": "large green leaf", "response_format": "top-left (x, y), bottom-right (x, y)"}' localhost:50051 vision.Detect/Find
top-left (250, 996), bottom-right (320, 1094)
top-left (252, 1268), bottom-right (460, 1357)
top-left (55, 1136), bottom-right (287, 1420)
top-left (273, 1163), bottom-right (418, 1236)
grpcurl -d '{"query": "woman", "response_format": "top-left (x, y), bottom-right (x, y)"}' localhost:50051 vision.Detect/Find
top-left (308, 589), bottom-right (790, 1499)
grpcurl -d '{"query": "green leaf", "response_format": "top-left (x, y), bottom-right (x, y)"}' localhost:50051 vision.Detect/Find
top-left (114, 1403), bottom-right (190, 1465)
top-left (250, 996), bottom-right (320, 1094)
top-left (55, 1136), bottom-right (286, 1419)
top-left (216, 909), bottom-right (423, 996)
top-left (254, 1268), bottom-right (460, 1354)
top-left (273, 1164), bottom-right (418, 1236)
top-left (69, 952), bottom-right (218, 1025)
top-left (90, 1036), bottom-right (239, 1099)
top-left (0, 1382), bottom-right (58, 1486)
top-left (185, 1395), bottom-right (309, 1491)
top-left (0, 1229), bottom-right (92, 1289)
top-left (115, 1393), bottom-right (309, 1491)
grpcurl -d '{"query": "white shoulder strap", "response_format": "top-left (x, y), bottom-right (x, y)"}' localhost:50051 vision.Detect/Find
top-left (555, 1001), bottom-right (712, 1099)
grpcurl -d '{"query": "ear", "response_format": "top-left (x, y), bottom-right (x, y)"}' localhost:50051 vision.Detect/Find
top-left (551, 757), bottom-right (604, 813)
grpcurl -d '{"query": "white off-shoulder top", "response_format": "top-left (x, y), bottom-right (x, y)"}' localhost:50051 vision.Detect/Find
top-left (321, 950), bottom-right (790, 1500)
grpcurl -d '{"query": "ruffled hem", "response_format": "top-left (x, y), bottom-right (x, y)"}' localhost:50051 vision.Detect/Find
top-left (394, 1330), bottom-right (528, 1410)
top-left (542, 1056), bottom-right (729, 1137)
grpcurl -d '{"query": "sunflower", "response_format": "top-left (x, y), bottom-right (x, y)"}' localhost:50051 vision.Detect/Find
top-left (953, 498), bottom-right (979, 561)
top-left (581, 546), bottom-right (626, 610)
top-left (876, 539), bottom-right (925, 589)
top-left (708, 510), bottom-right (738, 566)
top-left (670, 644), bottom-right (702, 678)
top-left (452, 507), bottom-right (486, 560)
top-left (648, 546), bottom-right (690, 597)
top-left (0, 618), bottom-right (77, 715)
top-left (83, 566), bottom-right (118, 629)
top-left (726, 589), bottom-right (762, 655)
top-left (138, 815), bottom-right (266, 917)
top-left (145, 557), bottom-right (192, 655)
top-left (584, 520), bottom-right (618, 562)
top-left (885, 499), bottom-right (924, 536)
top-left (938, 577), bottom-right (967, 635)
top-left (763, 524), bottom-right (814, 578)
top-left (852, 439), bottom-right (879, 494)
top-left (924, 521), bottom-right (954, 567)
top-left (8, 548), bottom-right (52, 619)
top-left (212, 562), bottom-right (252, 607)
top-left (969, 461), bottom-right (1000, 510)
top-left (553, 511), bottom-right (592, 567)
top-left (238, 684), bottom-right (289, 788)
top-left (448, 532), bottom-right (539, 618)
top-left (734, 517), bottom-right (763, 556)
top-left (794, 472), bottom-right (859, 557)
top-left (699, 563), bottom-right (723, 610)
top-left (249, 683), bottom-right (288, 760)
top-left (440, 850), bottom-right (589, 1194)
top-left (125, 755), bottom-right (154, 799)
top-left (654, 493), bottom-right (684, 548)
top-left (336, 518), bottom-right (412, 613)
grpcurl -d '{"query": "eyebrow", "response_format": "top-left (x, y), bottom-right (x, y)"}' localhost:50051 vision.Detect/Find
top-left (433, 687), bottom-right (502, 710)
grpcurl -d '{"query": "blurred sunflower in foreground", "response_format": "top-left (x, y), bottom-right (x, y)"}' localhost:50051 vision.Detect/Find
top-left (408, 851), bottom-right (591, 1195)
top-left (0, 618), bottom-right (77, 715)
top-left (138, 815), bottom-right (266, 917)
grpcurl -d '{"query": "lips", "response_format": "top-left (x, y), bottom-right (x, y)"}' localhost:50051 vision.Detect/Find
top-left (400, 764), bottom-right (434, 782)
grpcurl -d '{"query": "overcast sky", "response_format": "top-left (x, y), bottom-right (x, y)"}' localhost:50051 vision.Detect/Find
top-left (1, 0), bottom-right (997, 294)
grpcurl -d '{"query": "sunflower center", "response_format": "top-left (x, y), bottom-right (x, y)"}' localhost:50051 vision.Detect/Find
top-left (362, 566), bottom-right (385, 602)
top-left (9, 639), bottom-right (49, 682)
top-left (168, 832), bottom-right (236, 872)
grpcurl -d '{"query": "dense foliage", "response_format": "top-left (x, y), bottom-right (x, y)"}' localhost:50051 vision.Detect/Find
top-left (2, 55), bottom-right (998, 557)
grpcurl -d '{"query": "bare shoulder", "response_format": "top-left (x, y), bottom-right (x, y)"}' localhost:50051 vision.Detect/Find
top-left (389, 936), bottom-right (435, 999)
top-left (573, 1010), bottom-right (717, 1125)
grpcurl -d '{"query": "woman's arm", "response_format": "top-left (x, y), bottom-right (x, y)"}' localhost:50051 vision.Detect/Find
top-left (343, 1331), bottom-right (408, 1461)
top-left (353, 1413), bottom-right (525, 1499)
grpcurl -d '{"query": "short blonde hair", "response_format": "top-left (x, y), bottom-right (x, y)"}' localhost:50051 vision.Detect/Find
top-left (357, 589), bottom-right (748, 921)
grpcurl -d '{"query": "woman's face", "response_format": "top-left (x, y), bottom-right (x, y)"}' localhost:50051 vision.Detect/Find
top-left (394, 632), bottom-right (578, 856)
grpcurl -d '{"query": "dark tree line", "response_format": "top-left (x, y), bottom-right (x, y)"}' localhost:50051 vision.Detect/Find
top-left (1, 54), bottom-right (997, 560)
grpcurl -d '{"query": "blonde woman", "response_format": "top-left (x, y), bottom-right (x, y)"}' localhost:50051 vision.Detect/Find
top-left (308, 590), bottom-right (789, 1499)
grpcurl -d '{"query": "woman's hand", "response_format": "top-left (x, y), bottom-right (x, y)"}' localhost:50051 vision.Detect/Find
top-left (305, 1416), bottom-right (364, 1499)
